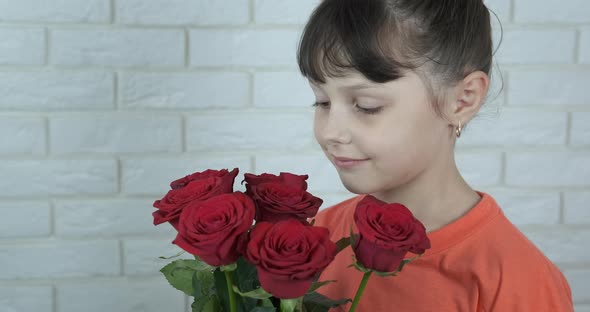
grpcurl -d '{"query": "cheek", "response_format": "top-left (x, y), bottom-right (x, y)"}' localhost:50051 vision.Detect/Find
top-left (312, 112), bottom-right (323, 144)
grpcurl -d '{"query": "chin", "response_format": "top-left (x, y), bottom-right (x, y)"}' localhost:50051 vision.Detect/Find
top-left (340, 178), bottom-right (374, 195)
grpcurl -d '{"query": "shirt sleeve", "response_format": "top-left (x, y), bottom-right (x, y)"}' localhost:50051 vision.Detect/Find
top-left (485, 257), bottom-right (574, 312)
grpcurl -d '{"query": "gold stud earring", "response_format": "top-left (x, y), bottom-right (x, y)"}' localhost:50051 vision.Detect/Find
top-left (456, 121), bottom-right (463, 138)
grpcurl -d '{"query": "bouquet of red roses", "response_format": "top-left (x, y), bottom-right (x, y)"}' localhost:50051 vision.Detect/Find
top-left (152, 168), bottom-right (430, 312)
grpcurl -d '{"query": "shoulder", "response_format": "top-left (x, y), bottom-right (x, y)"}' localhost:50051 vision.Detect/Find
top-left (467, 197), bottom-right (573, 311)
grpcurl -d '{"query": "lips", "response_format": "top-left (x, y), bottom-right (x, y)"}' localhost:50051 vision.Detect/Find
top-left (331, 155), bottom-right (369, 169)
top-left (333, 156), bottom-right (369, 162)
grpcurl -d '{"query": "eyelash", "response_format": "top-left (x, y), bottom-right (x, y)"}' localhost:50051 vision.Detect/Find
top-left (311, 101), bottom-right (383, 115)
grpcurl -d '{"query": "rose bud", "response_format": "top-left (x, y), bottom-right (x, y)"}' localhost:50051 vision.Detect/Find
top-left (152, 168), bottom-right (239, 229)
top-left (173, 192), bottom-right (255, 267)
top-left (245, 219), bottom-right (337, 299)
top-left (353, 195), bottom-right (431, 273)
top-left (170, 168), bottom-right (238, 190)
top-left (247, 182), bottom-right (323, 223)
top-left (242, 172), bottom-right (309, 193)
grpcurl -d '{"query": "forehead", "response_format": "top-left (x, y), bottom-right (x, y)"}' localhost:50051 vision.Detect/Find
top-left (308, 71), bottom-right (379, 90)
top-left (308, 70), bottom-right (418, 94)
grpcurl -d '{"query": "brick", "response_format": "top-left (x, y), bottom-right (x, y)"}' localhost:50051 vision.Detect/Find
top-left (254, 72), bottom-right (314, 108)
top-left (186, 112), bottom-right (314, 151)
top-left (581, 28), bottom-right (590, 64)
top-left (52, 29), bottom-right (184, 67)
top-left (571, 112), bottom-right (590, 146)
top-left (254, 0), bottom-right (319, 24)
top-left (55, 199), bottom-right (175, 237)
top-left (514, 0), bottom-right (590, 23)
top-left (458, 109), bottom-right (567, 146)
top-left (116, 0), bottom-right (249, 25)
top-left (564, 192), bottom-right (590, 224)
top-left (484, 0), bottom-right (511, 24)
top-left (576, 305), bottom-right (590, 312)
top-left (506, 152), bottom-right (590, 187)
top-left (0, 240), bottom-right (119, 279)
top-left (0, 159), bottom-right (117, 197)
top-left (492, 190), bottom-right (560, 225)
top-left (58, 278), bottom-right (184, 312)
top-left (508, 70), bottom-right (590, 106)
top-left (0, 0), bottom-right (109, 23)
top-left (497, 30), bottom-right (575, 64)
top-left (563, 269), bottom-right (590, 303)
top-left (520, 227), bottom-right (590, 263)
top-left (0, 285), bottom-right (53, 312)
top-left (0, 28), bottom-right (44, 65)
top-left (49, 114), bottom-right (182, 154)
top-left (123, 239), bottom-right (193, 276)
top-left (0, 201), bottom-right (51, 238)
top-left (255, 153), bottom-right (346, 193)
top-left (189, 29), bottom-right (301, 67)
top-left (0, 116), bottom-right (45, 156)
top-left (456, 152), bottom-right (503, 187)
top-left (120, 72), bottom-right (249, 109)
top-left (121, 156), bottom-right (251, 195)
top-left (0, 71), bottom-right (113, 110)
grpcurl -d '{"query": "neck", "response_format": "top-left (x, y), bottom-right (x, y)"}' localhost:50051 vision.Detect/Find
top-left (369, 153), bottom-right (482, 233)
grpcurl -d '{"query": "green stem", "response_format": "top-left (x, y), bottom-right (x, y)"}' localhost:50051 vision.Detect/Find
top-left (280, 298), bottom-right (301, 312)
top-left (224, 270), bottom-right (237, 312)
top-left (349, 271), bottom-right (372, 312)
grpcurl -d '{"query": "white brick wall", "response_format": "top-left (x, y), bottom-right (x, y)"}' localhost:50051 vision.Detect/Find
top-left (0, 0), bottom-right (588, 311)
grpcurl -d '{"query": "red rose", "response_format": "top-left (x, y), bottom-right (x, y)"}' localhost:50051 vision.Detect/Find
top-left (152, 168), bottom-right (239, 228)
top-left (248, 183), bottom-right (323, 223)
top-left (170, 168), bottom-right (238, 190)
top-left (242, 172), bottom-right (309, 193)
top-left (243, 172), bottom-right (321, 222)
top-left (173, 192), bottom-right (255, 267)
top-left (353, 195), bottom-right (430, 272)
top-left (244, 219), bottom-right (337, 299)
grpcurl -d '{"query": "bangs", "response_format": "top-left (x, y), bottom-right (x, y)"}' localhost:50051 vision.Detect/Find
top-left (297, 0), bottom-right (416, 84)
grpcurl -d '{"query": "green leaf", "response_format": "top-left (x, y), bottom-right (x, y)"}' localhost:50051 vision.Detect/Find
top-left (307, 280), bottom-right (337, 294)
top-left (235, 257), bottom-right (260, 292)
top-left (348, 227), bottom-right (359, 249)
top-left (193, 270), bottom-right (216, 297)
top-left (303, 292), bottom-right (351, 312)
top-left (280, 298), bottom-right (300, 312)
top-left (334, 236), bottom-right (351, 254)
top-left (232, 286), bottom-right (272, 300)
top-left (214, 268), bottom-right (258, 312)
top-left (249, 308), bottom-right (275, 312)
top-left (350, 257), bottom-right (371, 274)
top-left (259, 298), bottom-right (275, 308)
top-left (191, 270), bottom-right (219, 312)
top-left (158, 250), bottom-right (186, 259)
top-left (191, 295), bottom-right (221, 312)
top-left (160, 259), bottom-right (211, 296)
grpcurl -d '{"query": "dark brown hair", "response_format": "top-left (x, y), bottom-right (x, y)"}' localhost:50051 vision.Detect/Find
top-left (297, 0), bottom-right (501, 116)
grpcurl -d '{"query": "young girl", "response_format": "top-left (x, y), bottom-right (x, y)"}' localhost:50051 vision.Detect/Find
top-left (298, 0), bottom-right (574, 311)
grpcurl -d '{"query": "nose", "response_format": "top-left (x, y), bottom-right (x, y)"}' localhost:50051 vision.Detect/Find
top-left (318, 105), bottom-right (352, 145)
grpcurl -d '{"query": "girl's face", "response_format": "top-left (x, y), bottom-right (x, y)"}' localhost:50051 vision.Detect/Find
top-left (311, 71), bottom-right (454, 196)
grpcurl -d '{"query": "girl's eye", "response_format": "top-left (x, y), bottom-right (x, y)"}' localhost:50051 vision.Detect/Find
top-left (311, 101), bottom-right (330, 109)
top-left (311, 101), bottom-right (383, 115)
top-left (354, 104), bottom-right (383, 115)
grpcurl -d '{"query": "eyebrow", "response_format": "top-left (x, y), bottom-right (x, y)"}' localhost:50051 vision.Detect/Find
top-left (343, 83), bottom-right (379, 90)
top-left (310, 81), bottom-right (379, 91)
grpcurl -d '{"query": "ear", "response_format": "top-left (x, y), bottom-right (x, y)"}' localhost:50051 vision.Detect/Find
top-left (445, 71), bottom-right (490, 127)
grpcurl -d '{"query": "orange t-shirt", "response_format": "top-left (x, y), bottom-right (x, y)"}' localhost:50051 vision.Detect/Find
top-left (312, 191), bottom-right (573, 312)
